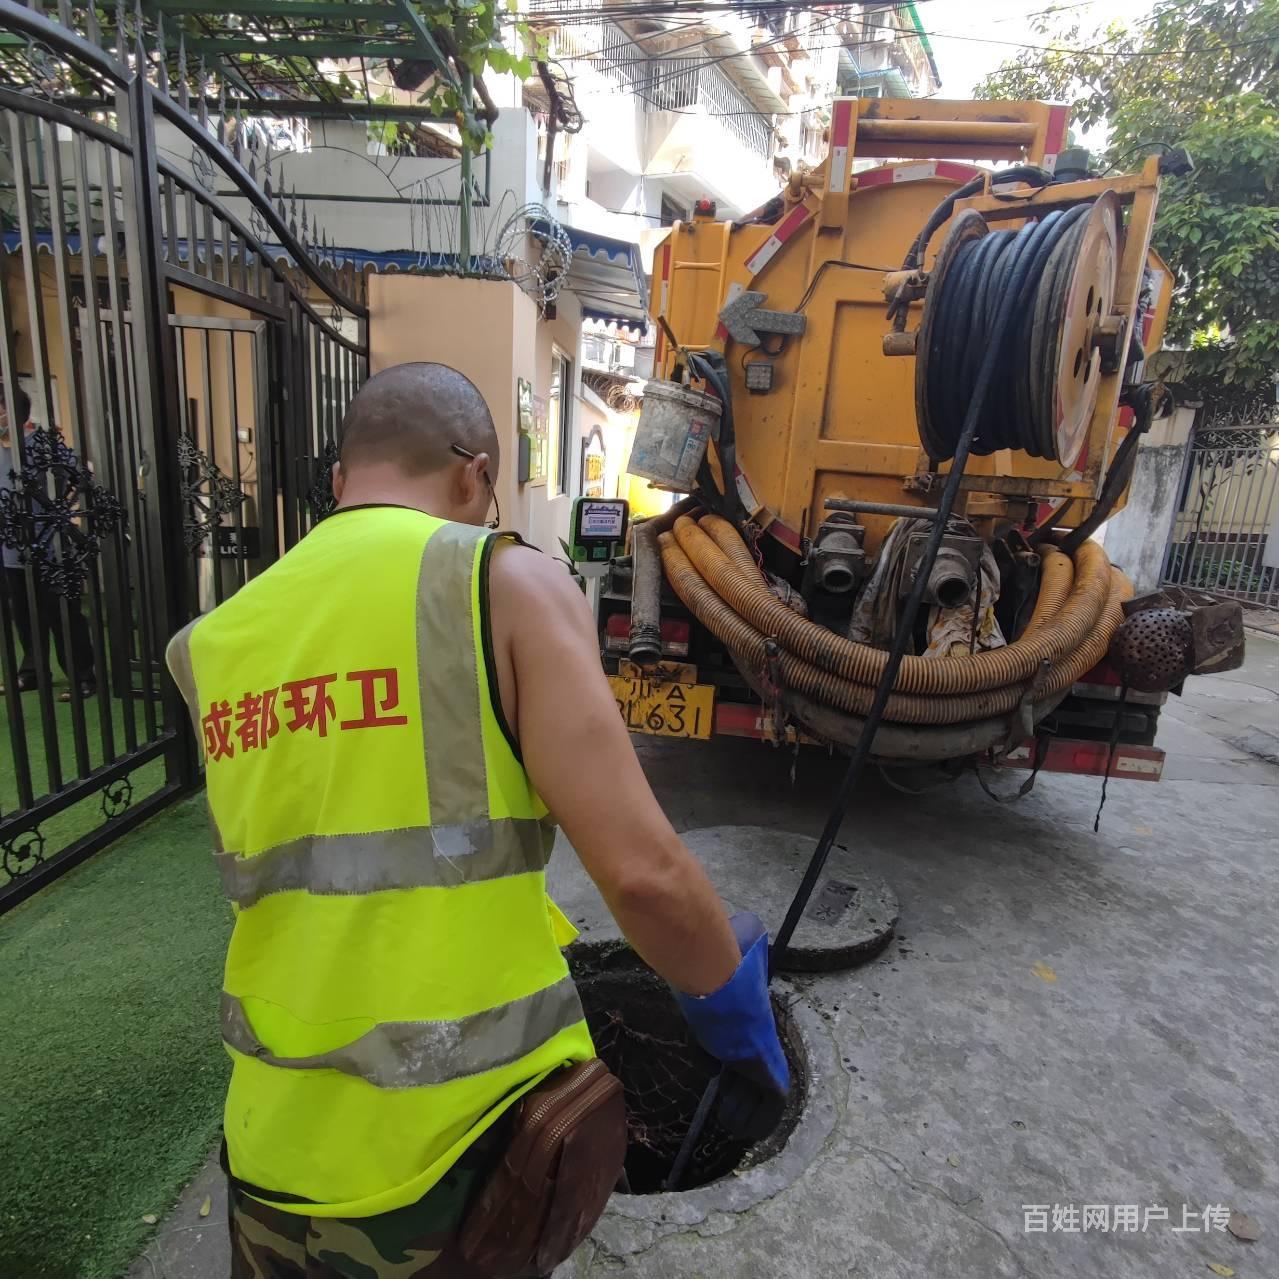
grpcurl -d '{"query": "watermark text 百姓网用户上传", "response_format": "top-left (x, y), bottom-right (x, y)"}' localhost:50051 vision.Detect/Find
top-left (1022, 1204), bottom-right (1231, 1234)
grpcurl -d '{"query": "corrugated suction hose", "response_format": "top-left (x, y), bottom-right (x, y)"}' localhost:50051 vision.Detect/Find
top-left (676, 514), bottom-right (1115, 696)
top-left (1020, 546), bottom-right (1073, 639)
top-left (658, 516), bottom-right (1130, 728)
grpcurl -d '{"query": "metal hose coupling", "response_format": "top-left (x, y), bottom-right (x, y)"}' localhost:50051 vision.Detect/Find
top-left (922, 545), bottom-right (976, 609)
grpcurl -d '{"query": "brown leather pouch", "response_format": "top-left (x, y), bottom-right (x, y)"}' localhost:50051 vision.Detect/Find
top-left (458, 1058), bottom-right (627, 1278)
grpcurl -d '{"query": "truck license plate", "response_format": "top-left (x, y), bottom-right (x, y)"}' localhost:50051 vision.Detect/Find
top-left (609, 673), bottom-right (714, 740)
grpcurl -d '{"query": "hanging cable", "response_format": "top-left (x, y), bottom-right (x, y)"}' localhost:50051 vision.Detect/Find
top-left (900, 165), bottom-right (1053, 273)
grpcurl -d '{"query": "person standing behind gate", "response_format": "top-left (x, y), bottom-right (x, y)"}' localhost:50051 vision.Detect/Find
top-left (166, 362), bottom-right (789, 1279)
top-left (0, 384), bottom-right (96, 701)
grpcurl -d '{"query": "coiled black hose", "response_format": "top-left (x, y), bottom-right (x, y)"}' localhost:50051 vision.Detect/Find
top-left (923, 201), bottom-right (1095, 461)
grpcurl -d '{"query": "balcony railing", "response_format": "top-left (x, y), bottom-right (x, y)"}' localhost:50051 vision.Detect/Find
top-left (535, 8), bottom-right (775, 162)
top-left (644, 57), bottom-right (773, 159)
top-left (546, 18), bottom-right (645, 88)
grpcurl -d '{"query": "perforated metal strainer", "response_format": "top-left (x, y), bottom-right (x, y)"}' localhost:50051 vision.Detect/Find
top-left (1109, 608), bottom-right (1193, 693)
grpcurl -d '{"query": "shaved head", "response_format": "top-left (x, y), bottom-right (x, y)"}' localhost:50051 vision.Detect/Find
top-left (339, 362), bottom-right (499, 477)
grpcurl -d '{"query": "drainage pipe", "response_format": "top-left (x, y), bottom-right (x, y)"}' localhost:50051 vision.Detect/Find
top-left (627, 496), bottom-right (699, 666)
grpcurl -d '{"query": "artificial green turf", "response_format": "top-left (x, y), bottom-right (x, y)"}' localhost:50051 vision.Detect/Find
top-left (0, 793), bottom-right (231, 1279)
top-left (1, 689), bottom-right (167, 887)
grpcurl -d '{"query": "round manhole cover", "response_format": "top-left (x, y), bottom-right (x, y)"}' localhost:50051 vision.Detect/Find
top-left (680, 826), bottom-right (899, 972)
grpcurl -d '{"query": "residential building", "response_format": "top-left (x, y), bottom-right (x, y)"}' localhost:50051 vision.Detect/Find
top-left (527, 1), bottom-right (940, 244)
top-left (837, 4), bottom-right (942, 102)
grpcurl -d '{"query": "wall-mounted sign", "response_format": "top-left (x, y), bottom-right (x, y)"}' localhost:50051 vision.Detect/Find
top-left (530, 394), bottom-right (549, 486)
top-left (518, 377), bottom-right (549, 487)
top-left (581, 425), bottom-right (607, 498)
top-left (517, 377), bottom-right (547, 486)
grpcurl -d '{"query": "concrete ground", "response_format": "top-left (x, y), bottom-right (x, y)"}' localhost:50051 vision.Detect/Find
top-left (131, 631), bottom-right (1279, 1279)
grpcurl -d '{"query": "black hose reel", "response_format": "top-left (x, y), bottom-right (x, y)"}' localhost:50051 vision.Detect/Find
top-left (914, 191), bottom-right (1121, 468)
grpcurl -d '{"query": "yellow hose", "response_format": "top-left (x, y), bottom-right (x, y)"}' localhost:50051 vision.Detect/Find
top-left (1021, 546), bottom-right (1073, 638)
top-left (660, 533), bottom-right (1133, 726)
top-left (679, 514), bottom-right (1114, 696)
top-left (1041, 566), bottom-right (1133, 696)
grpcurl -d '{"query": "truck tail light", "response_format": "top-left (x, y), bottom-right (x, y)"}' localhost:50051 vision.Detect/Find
top-left (604, 614), bottom-right (630, 652)
top-left (661, 619), bottom-right (690, 656)
top-left (603, 614), bottom-right (690, 657)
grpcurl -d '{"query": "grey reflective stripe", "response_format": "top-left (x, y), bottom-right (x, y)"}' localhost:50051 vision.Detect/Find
top-left (215, 817), bottom-right (554, 909)
top-left (165, 617), bottom-right (205, 745)
top-left (221, 974), bottom-right (584, 1089)
top-left (417, 522), bottom-right (491, 825)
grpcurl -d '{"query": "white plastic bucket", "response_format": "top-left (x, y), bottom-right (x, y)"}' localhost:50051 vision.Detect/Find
top-left (627, 381), bottom-right (722, 491)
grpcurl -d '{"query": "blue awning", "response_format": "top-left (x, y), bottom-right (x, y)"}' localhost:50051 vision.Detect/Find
top-left (552, 223), bottom-right (649, 331)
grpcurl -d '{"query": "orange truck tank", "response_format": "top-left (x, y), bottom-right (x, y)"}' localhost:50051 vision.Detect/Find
top-left (599, 99), bottom-right (1243, 787)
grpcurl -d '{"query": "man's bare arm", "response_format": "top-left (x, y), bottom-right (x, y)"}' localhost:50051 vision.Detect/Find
top-left (489, 543), bottom-right (739, 996)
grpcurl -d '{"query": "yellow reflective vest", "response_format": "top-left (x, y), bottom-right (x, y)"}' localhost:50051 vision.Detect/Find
top-left (166, 506), bottom-right (594, 1217)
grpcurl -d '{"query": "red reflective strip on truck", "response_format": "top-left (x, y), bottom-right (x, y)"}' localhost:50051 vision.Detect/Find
top-left (715, 702), bottom-right (768, 739)
top-left (768, 519), bottom-right (804, 553)
top-left (714, 709), bottom-right (1163, 779)
top-left (654, 241), bottom-right (672, 365)
top-left (743, 204), bottom-right (811, 277)
top-left (855, 161), bottom-right (983, 190)
top-left (998, 738), bottom-right (1165, 781)
top-left (828, 99), bottom-right (853, 194)
top-left (1043, 105), bottom-right (1069, 172)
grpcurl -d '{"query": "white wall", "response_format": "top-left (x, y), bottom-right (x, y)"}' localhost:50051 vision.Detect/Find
top-left (369, 274), bottom-right (589, 558)
top-left (159, 109), bottom-right (543, 255)
top-left (1098, 406), bottom-right (1196, 593)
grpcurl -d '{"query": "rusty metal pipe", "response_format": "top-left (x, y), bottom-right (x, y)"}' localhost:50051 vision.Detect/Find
top-left (857, 118), bottom-right (1039, 147)
top-left (628, 496), bottom-right (698, 666)
top-left (823, 498), bottom-right (941, 521)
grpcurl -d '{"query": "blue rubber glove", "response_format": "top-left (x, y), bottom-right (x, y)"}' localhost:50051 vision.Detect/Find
top-left (674, 912), bottom-right (790, 1141)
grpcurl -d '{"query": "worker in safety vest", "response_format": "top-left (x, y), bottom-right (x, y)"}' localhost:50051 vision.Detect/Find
top-left (167, 362), bottom-right (788, 1279)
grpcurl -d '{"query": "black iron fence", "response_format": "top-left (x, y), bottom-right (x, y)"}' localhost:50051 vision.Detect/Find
top-left (1163, 424), bottom-right (1279, 611)
top-left (0, 2), bottom-right (367, 909)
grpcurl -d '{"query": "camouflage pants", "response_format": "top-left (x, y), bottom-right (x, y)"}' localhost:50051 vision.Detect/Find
top-left (228, 1131), bottom-right (510, 1279)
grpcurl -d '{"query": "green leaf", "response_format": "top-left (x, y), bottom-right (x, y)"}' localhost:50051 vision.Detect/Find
top-left (978, 0), bottom-right (1279, 394)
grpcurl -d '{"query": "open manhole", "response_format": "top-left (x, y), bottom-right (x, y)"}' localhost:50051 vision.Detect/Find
top-left (568, 941), bottom-right (808, 1194)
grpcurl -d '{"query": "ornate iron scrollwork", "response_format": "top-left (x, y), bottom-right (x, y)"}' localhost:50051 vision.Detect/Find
top-left (306, 440), bottom-right (340, 521)
top-left (101, 777), bottom-right (133, 820)
top-left (189, 145), bottom-right (216, 194)
top-left (25, 40), bottom-right (71, 98)
top-left (2, 827), bottom-right (45, 880)
top-left (0, 428), bottom-right (126, 598)
top-left (178, 433), bottom-right (247, 551)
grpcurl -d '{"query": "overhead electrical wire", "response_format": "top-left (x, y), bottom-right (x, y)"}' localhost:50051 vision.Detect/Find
top-left (514, 0), bottom-right (1264, 134)
top-left (514, 0), bottom-right (1271, 64)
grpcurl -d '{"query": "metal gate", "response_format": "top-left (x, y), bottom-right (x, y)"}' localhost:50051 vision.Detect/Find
top-left (1162, 423), bottom-right (1279, 611)
top-left (0, 5), bottom-right (366, 909)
